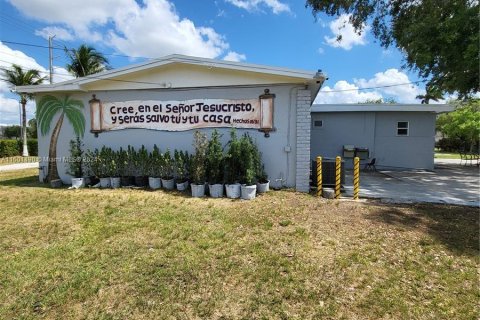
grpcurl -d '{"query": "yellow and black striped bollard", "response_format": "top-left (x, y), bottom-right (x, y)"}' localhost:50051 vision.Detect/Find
top-left (353, 157), bottom-right (360, 200)
top-left (335, 156), bottom-right (341, 199)
top-left (316, 156), bottom-right (322, 197)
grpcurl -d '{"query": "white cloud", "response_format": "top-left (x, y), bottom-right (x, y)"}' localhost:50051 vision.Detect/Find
top-left (315, 69), bottom-right (424, 104)
top-left (0, 42), bottom-right (46, 74)
top-left (223, 51), bottom-right (246, 62)
top-left (317, 47), bottom-right (325, 55)
top-left (314, 80), bottom-right (383, 104)
top-left (0, 43), bottom-right (72, 124)
top-left (34, 26), bottom-right (74, 41)
top-left (225, 0), bottom-right (290, 14)
top-left (324, 14), bottom-right (368, 50)
top-left (354, 69), bottom-right (423, 103)
top-left (9, 0), bottom-right (233, 59)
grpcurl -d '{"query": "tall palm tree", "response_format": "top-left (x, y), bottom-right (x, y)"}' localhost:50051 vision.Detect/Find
top-left (37, 95), bottom-right (85, 182)
top-left (1, 64), bottom-right (45, 156)
top-left (65, 44), bottom-right (110, 78)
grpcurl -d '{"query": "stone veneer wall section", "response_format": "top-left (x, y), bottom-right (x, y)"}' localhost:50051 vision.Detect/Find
top-left (295, 89), bottom-right (311, 192)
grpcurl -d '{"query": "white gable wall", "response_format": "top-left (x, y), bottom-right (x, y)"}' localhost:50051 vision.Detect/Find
top-left (36, 84), bottom-right (309, 189)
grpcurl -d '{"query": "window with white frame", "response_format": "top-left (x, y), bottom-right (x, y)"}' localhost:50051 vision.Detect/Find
top-left (397, 121), bottom-right (409, 136)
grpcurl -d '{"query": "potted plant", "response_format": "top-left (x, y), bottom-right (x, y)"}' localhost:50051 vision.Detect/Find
top-left (109, 149), bottom-right (121, 189)
top-left (85, 149), bottom-right (100, 186)
top-left (174, 149), bottom-right (189, 191)
top-left (206, 129), bottom-right (224, 198)
top-left (134, 145), bottom-right (149, 187)
top-left (239, 133), bottom-right (257, 200)
top-left (118, 147), bottom-right (133, 186)
top-left (67, 137), bottom-right (84, 188)
top-left (161, 149), bottom-right (175, 190)
top-left (256, 164), bottom-right (270, 193)
top-left (191, 130), bottom-right (208, 197)
top-left (148, 144), bottom-right (162, 190)
top-left (224, 129), bottom-right (242, 198)
top-left (98, 146), bottom-right (111, 188)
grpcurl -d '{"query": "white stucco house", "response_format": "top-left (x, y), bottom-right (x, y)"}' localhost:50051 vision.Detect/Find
top-left (17, 54), bottom-right (451, 191)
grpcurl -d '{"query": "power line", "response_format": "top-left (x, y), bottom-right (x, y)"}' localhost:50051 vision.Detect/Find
top-left (1, 39), bottom-right (151, 59)
top-left (0, 41), bottom-right (428, 91)
top-left (319, 80), bottom-right (427, 93)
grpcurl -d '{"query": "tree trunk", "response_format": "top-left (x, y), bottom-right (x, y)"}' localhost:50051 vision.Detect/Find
top-left (47, 112), bottom-right (65, 182)
top-left (21, 98), bottom-right (28, 157)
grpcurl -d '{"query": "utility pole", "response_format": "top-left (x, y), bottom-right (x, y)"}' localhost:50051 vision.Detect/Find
top-left (48, 35), bottom-right (55, 84)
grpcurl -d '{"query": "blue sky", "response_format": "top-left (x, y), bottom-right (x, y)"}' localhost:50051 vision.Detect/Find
top-left (0, 0), bottom-right (428, 125)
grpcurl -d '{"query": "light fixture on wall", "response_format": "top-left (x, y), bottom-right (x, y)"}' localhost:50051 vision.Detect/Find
top-left (259, 89), bottom-right (275, 137)
top-left (89, 94), bottom-right (102, 137)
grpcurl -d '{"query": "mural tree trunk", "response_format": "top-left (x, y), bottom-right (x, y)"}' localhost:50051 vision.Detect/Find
top-left (47, 113), bottom-right (64, 182)
top-left (37, 95), bottom-right (85, 183)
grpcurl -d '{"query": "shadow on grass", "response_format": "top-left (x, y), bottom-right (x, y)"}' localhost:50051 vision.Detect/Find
top-left (367, 204), bottom-right (479, 257)
top-left (0, 174), bottom-right (47, 188)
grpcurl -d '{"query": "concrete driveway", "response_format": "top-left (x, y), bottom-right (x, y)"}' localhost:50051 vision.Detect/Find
top-left (344, 159), bottom-right (479, 207)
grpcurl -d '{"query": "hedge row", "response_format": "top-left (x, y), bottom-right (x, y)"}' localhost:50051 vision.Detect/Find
top-left (0, 139), bottom-right (38, 157)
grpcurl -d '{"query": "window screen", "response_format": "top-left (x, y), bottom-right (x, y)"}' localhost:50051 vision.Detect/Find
top-left (313, 120), bottom-right (323, 128)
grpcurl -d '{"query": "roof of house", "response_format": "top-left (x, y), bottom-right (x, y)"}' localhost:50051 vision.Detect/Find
top-left (311, 104), bottom-right (453, 113)
top-left (16, 54), bottom-right (325, 95)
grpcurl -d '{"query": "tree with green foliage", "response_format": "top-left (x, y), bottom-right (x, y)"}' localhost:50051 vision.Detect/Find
top-left (3, 125), bottom-right (21, 139)
top-left (437, 99), bottom-right (480, 152)
top-left (28, 118), bottom-right (37, 139)
top-left (306, 0), bottom-right (479, 99)
top-left (37, 95), bottom-right (86, 182)
top-left (1, 64), bottom-right (45, 156)
top-left (359, 98), bottom-right (396, 104)
top-left (65, 44), bottom-right (110, 78)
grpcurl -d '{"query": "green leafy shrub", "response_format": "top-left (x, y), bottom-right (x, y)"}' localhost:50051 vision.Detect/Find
top-left (0, 140), bottom-right (20, 157)
top-left (206, 129), bottom-right (224, 184)
top-left (67, 137), bottom-right (83, 178)
top-left (148, 145), bottom-right (163, 178)
top-left (238, 133), bottom-right (260, 186)
top-left (162, 149), bottom-right (174, 179)
top-left (224, 129), bottom-right (241, 184)
top-left (174, 149), bottom-right (190, 183)
top-left (191, 131), bottom-right (208, 184)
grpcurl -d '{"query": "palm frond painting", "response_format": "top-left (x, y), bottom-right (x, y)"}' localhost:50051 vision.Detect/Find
top-left (37, 95), bottom-right (86, 182)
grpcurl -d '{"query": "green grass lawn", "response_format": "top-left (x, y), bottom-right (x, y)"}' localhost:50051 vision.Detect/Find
top-left (0, 169), bottom-right (478, 319)
top-left (434, 152), bottom-right (462, 159)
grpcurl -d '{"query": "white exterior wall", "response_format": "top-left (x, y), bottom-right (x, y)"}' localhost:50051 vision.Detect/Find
top-left (36, 85), bottom-right (312, 190)
top-left (311, 111), bottom-right (436, 170)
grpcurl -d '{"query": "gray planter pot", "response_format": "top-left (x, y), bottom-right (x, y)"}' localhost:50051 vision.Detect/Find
top-left (241, 184), bottom-right (257, 200)
top-left (71, 177), bottom-right (84, 189)
top-left (176, 181), bottom-right (189, 191)
top-left (256, 180), bottom-right (270, 193)
top-left (162, 178), bottom-right (175, 190)
top-left (225, 183), bottom-right (241, 199)
top-left (191, 183), bottom-right (205, 197)
top-left (99, 177), bottom-right (111, 188)
top-left (111, 177), bottom-right (121, 189)
top-left (209, 183), bottom-right (224, 198)
top-left (148, 177), bottom-right (162, 190)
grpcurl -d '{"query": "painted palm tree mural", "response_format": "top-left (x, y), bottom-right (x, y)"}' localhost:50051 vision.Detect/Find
top-left (37, 95), bottom-right (85, 182)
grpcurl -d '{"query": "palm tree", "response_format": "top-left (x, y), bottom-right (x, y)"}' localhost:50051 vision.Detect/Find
top-left (37, 95), bottom-right (85, 182)
top-left (1, 64), bottom-right (45, 156)
top-left (65, 44), bottom-right (110, 78)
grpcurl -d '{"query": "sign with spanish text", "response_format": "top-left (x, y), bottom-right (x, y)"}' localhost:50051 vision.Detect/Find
top-left (98, 99), bottom-right (262, 131)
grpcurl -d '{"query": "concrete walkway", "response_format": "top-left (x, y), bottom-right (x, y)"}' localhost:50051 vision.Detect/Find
top-left (344, 159), bottom-right (480, 207)
top-left (0, 162), bottom-right (39, 172)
